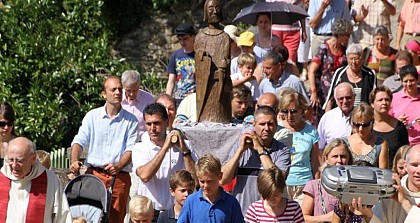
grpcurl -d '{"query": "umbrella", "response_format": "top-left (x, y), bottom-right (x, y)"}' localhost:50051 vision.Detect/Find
top-left (233, 1), bottom-right (308, 25)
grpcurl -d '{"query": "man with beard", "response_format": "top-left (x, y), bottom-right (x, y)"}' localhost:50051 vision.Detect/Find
top-left (195, 0), bottom-right (232, 123)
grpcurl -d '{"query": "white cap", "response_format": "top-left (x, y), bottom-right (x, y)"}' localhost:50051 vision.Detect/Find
top-left (224, 25), bottom-right (239, 43)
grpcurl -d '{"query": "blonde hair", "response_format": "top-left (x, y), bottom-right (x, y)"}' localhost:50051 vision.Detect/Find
top-left (257, 167), bottom-right (286, 199)
top-left (278, 91), bottom-right (309, 111)
top-left (72, 217), bottom-right (87, 223)
top-left (393, 145), bottom-right (411, 173)
top-left (129, 195), bottom-right (154, 217)
top-left (237, 53), bottom-right (257, 69)
top-left (320, 138), bottom-right (353, 172)
top-left (36, 150), bottom-right (51, 169)
top-left (351, 102), bottom-right (374, 123)
top-left (196, 154), bottom-right (221, 177)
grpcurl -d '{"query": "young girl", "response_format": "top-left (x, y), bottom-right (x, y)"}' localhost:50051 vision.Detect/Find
top-left (245, 167), bottom-right (304, 223)
top-left (393, 145), bottom-right (411, 179)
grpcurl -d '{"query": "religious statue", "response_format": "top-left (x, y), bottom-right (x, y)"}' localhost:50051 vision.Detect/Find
top-left (195, 0), bottom-right (232, 123)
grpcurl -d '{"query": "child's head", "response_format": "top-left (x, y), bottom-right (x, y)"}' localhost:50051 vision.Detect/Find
top-left (196, 154), bottom-right (222, 197)
top-left (72, 217), bottom-right (87, 223)
top-left (169, 170), bottom-right (195, 207)
top-left (393, 145), bottom-right (411, 178)
top-left (35, 150), bottom-right (51, 169)
top-left (129, 195), bottom-right (154, 223)
top-left (238, 53), bottom-right (257, 75)
top-left (257, 167), bottom-right (285, 206)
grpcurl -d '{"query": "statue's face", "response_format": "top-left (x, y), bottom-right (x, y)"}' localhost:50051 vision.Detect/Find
top-left (206, 0), bottom-right (221, 23)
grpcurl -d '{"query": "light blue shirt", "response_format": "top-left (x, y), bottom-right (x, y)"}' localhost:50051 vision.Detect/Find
top-left (280, 122), bottom-right (320, 186)
top-left (259, 72), bottom-right (309, 102)
top-left (308, 0), bottom-right (351, 34)
top-left (71, 105), bottom-right (138, 173)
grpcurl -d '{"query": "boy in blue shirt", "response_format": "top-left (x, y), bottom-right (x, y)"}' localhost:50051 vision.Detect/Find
top-left (177, 154), bottom-right (245, 223)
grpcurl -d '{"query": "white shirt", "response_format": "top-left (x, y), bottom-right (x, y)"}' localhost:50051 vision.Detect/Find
top-left (317, 107), bottom-right (352, 149)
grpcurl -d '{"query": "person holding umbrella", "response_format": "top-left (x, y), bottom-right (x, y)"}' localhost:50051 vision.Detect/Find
top-left (253, 12), bottom-right (282, 59)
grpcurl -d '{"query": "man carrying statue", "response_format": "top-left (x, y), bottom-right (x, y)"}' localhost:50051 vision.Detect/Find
top-left (195, 0), bottom-right (232, 123)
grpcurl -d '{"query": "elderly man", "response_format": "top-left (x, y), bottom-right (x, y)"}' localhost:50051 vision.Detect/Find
top-left (368, 144), bottom-right (420, 222)
top-left (70, 76), bottom-right (138, 223)
top-left (383, 50), bottom-right (414, 93)
top-left (317, 82), bottom-right (355, 160)
top-left (259, 51), bottom-right (309, 102)
top-left (0, 137), bottom-right (71, 222)
top-left (221, 106), bottom-right (290, 215)
top-left (133, 103), bottom-right (197, 221)
top-left (121, 70), bottom-right (155, 140)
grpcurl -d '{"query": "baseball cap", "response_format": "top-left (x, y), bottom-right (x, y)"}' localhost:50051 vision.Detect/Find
top-left (224, 25), bottom-right (239, 43)
top-left (406, 40), bottom-right (420, 54)
top-left (175, 23), bottom-right (196, 35)
top-left (237, 31), bottom-right (255, 47)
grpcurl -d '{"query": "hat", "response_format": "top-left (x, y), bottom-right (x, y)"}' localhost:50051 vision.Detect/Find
top-left (175, 23), bottom-right (196, 35)
top-left (406, 40), bottom-right (420, 53)
top-left (224, 25), bottom-right (239, 43)
top-left (237, 31), bottom-right (255, 47)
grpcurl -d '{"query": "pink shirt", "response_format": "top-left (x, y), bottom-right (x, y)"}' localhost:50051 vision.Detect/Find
top-left (122, 89), bottom-right (155, 140)
top-left (398, 0), bottom-right (420, 33)
top-left (390, 88), bottom-right (420, 145)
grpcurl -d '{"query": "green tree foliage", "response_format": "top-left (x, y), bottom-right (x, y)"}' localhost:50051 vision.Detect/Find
top-left (0, 0), bottom-right (133, 151)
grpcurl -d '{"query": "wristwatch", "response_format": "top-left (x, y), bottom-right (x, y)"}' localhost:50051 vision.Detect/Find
top-left (258, 148), bottom-right (270, 157)
top-left (182, 149), bottom-right (192, 157)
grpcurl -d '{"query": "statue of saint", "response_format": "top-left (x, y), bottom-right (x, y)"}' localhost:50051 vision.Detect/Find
top-left (195, 0), bottom-right (232, 123)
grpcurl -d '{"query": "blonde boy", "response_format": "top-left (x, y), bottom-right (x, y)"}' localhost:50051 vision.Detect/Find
top-left (157, 170), bottom-right (195, 223)
top-left (231, 53), bottom-right (260, 105)
top-left (129, 195), bottom-right (154, 223)
top-left (177, 154), bottom-right (244, 223)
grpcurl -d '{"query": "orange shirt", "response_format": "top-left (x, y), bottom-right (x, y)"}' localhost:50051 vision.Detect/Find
top-left (399, 0), bottom-right (420, 33)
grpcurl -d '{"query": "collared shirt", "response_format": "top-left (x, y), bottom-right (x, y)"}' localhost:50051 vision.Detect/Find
top-left (308, 0), bottom-right (351, 34)
top-left (121, 89), bottom-right (155, 139)
top-left (399, 0), bottom-right (420, 33)
top-left (390, 88), bottom-right (420, 145)
top-left (351, 0), bottom-right (395, 45)
top-left (71, 105), bottom-right (138, 173)
top-left (383, 74), bottom-right (402, 93)
top-left (157, 205), bottom-right (177, 223)
top-left (177, 187), bottom-right (245, 223)
top-left (132, 139), bottom-right (197, 211)
top-left (318, 107), bottom-right (353, 149)
top-left (259, 71), bottom-right (309, 102)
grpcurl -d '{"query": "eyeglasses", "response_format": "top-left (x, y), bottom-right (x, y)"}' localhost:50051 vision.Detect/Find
top-left (6, 157), bottom-right (27, 165)
top-left (0, 121), bottom-right (13, 128)
top-left (337, 96), bottom-right (353, 102)
top-left (352, 121), bottom-right (372, 128)
top-left (280, 109), bottom-right (299, 115)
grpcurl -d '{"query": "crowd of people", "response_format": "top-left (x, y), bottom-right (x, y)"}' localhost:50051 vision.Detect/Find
top-left (0, 0), bottom-right (420, 222)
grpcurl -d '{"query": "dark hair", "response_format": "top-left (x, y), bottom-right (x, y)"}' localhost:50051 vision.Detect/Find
top-left (331, 19), bottom-right (353, 36)
top-left (369, 86), bottom-right (393, 104)
top-left (143, 103), bottom-right (168, 121)
top-left (353, 160), bottom-right (374, 167)
top-left (274, 44), bottom-right (289, 61)
top-left (254, 105), bottom-right (277, 120)
top-left (263, 50), bottom-right (285, 65)
top-left (399, 64), bottom-right (418, 80)
top-left (0, 101), bottom-right (16, 136)
top-left (257, 12), bottom-right (271, 22)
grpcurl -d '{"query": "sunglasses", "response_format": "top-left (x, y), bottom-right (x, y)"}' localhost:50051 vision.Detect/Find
top-left (337, 96), bottom-right (353, 101)
top-left (0, 121), bottom-right (13, 128)
top-left (280, 109), bottom-right (299, 115)
top-left (352, 121), bottom-right (372, 128)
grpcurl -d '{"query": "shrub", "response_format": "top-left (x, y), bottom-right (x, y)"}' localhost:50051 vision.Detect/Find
top-left (0, 0), bottom-right (134, 151)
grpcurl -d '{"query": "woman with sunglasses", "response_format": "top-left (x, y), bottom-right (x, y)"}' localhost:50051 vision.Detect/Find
top-left (0, 102), bottom-right (17, 166)
top-left (369, 86), bottom-right (409, 168)
top-left (324, 43), bottom-right (376, 112)
top-left (278, 90), bottom-right (320, 205)
top-left (302, 138), bottom-right (353, 222)
top-left (343, 103), bottom-right (388, 168)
